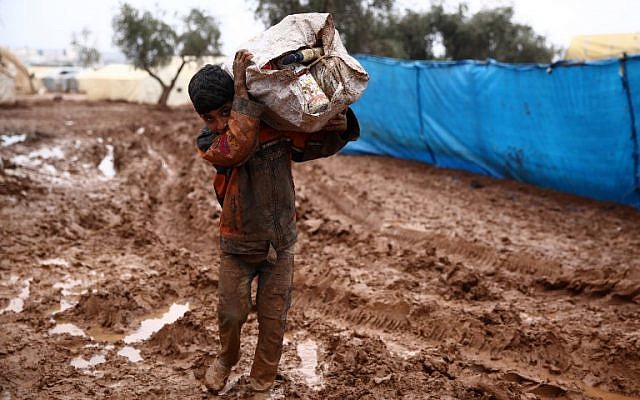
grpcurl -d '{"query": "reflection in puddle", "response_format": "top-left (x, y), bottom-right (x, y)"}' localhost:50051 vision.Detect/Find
top-left (117, 346), bottom-right (142, 362)
top-left (1, 278), bottom-right (31, 314)
top-left (296, 339), bottom-right (322, 388)
top-left (384, 339), bottom-right (419, 358)
top-left (98, 144), bottom-right (116, 179)
top-left (71, 354), bottom-right (106, 369)
top-left (49, 323), bottom-right (87, 337)
top-left (40, 258), bottom-right (69, 267)
top-left (52, 277), bottom-right (84, 313)
top-left (1, 133), bottom-right (27, 147)
top-left (123, 303), bottom-right (189, 344)
top-left (49, 302), bottom-right (189, 364)
top-left (11, 146), bottom-right (65, 168)
top-left (87, 325), bottom-right (125, 343)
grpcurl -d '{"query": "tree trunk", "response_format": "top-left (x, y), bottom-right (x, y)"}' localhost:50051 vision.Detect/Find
top-left (144, 58), bottom-right (188, 107)
top-left (157, 86), bottom-right (172, 107)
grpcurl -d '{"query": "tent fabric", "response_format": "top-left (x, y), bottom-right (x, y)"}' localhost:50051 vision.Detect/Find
top-left (344, 55), bottom-right (640, 208)
top-left (77, 56), bottom-right (224, 106)
top-left (1, 47), bottom-right (34, 94)
top-left (565, 33), bottom-right (640, 60)
top-left (0, 67), bottom-right (16, 104)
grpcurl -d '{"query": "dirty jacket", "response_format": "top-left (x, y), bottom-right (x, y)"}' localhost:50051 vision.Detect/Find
top-left (196, 96), bottom-right (359, 255)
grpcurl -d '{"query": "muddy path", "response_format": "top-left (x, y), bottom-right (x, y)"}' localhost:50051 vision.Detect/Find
top-left (1, 100), bottom-right (639, 400)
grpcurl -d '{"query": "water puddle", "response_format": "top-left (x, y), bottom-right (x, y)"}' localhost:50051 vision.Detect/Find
top-left (52, 277), bottom-right (84, 313)
top-left (70, 354), bottom-right (106, 369)
top-left (1, 277), bottom-right (31, 314)
top-left (296, 339), bottom-right (322, 389)
top-left (49, 323), bottom-right (87, 337)
top-left (86, 325), bottom-right (125, 343)
top-left (40, 258), bottom-right (70, 268)
top-left (117, 346), bottom-right (142, 362)
top-left (11, 146), bottom-right (65, 167)
top-left (147, 148), bottom-right (174, 177)
top-left (584, 386), bottom-right (640, 400)
top-left (384, 339), bottom-right (420, 358)
top-left (123, 302), bottom-right (189, 344)
top-left (98, 144), bottom-right (116, 179)
top-left (49, 302), bottom-right (189, 365)
top-left (1, 133), bottom-right (27, 147)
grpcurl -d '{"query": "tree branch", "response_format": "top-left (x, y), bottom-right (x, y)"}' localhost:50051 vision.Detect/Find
top-left (142, 66), bottom-right (167, 89)
top-left (168, 57), bottom-right (188, 90)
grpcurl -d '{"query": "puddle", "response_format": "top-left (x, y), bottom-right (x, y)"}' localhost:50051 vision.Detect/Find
top-left (147, 148), bottom-right (174, 177)
top-left (49, 302), bottom-right (189, 364)
top-left (16, 146), bottom-right (65, 164)
top-left (52, 277), bottom-right (84, 313)
top-left (85, 325), bottom-right (125, 343)
top-left (584, 386), bottom-right (640, 400)
top-left (1, 134), bottom-right (27, 147)
top-left (40, 258), bottom-right (69, 268)
top-left (49, 323), bottom-right (87, 337)
top-left (98, 144), bottom-right (116, 179)
top-left (70, 354), bottom-right (106, 369)
top-left (117, 346), bottom-right (142, 362)
top-left (296, 339), bottom-right (322, 388)
top-left (123, 302), bottom-right (189, 344)
top-left (1, 278), bottom-right (31, 314)
top-left (384, 339), bottom-right (419, 358)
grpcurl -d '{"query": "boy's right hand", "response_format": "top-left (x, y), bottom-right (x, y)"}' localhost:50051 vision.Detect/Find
top-left (233, 49), bottom-right (253, 97)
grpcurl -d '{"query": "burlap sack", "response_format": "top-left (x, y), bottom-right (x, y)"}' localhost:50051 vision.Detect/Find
top-left (224, 13), bottom-right (369, 132)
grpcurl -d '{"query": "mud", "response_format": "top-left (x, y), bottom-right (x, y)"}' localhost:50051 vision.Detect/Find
top-left (1, 99), bottom-right (639, 399)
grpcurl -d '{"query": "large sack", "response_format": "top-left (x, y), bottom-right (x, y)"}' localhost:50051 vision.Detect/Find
top-left (224, 13), bottom-right (369, 132)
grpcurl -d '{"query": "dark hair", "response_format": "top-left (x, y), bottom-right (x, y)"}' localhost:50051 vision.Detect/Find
top-left (188, 64), bottom-right (234, 115)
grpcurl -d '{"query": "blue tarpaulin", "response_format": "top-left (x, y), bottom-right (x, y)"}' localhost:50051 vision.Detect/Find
top-left (344, 55), bottom-right (640, 208)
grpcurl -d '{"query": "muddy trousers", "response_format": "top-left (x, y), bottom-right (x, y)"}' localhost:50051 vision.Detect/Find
top-left (217, 247), bottom-right (294, 389)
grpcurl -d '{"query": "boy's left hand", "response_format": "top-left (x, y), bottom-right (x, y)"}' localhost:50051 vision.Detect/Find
top-left (322, 110), bottom-right (347, 132)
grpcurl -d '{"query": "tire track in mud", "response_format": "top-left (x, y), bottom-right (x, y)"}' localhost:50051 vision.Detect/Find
top-left (291, 160), bottom-right (640, 398)
top-left (297, 161), bottom-right (640, 304)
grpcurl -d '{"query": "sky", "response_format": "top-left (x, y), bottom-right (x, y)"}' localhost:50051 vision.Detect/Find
top-left (0, 0), bottom-right (639, 57)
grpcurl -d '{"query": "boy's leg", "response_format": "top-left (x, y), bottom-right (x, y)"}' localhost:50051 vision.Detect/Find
top-left (215, 252), bottom-right (255, 370)
top-left (250, 246), bottom-right (294, 390)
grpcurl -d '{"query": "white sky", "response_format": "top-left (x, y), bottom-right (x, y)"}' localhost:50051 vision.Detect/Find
top-left (0, 0), bottom-right (639, 56)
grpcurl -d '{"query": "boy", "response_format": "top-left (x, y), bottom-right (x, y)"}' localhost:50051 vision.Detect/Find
top-left (188, 50), bottom-right (359, 393)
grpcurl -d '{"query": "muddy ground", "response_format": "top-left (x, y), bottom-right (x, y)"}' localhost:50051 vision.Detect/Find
top-left (0, 99), bottom-right (639, 400)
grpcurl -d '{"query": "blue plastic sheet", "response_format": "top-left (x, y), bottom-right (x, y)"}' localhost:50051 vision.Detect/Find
top-left (345, 55), bottom-right (640, 208)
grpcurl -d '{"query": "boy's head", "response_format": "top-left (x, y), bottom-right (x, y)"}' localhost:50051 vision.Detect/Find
top-left (188, 64), bottom-right (235, 132)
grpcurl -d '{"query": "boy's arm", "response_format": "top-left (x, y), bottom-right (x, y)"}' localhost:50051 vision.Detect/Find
top-left (196, 97), bottom-right (263, 167)
top-left (291, 108), bottom-right (360, 162)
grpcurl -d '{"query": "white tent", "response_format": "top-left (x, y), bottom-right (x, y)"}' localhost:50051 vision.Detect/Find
top-left (0, 67), bottom-right (16, 104)
top-left (565, 33), bottom-right (640, 60)
top-left (77, 56), bottom-right (225, 106)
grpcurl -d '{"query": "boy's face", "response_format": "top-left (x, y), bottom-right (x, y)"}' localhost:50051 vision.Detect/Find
top-left (200, 101), bottom-right (232, 134)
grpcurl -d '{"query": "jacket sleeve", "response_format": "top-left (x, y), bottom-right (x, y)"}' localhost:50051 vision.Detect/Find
top-left (195, 97), bottom-right (264, 167)
top-left (291, 108), bottom-right (360, 163)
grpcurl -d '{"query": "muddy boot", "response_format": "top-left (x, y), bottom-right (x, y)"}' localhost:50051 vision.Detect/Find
top-left (204, 359), bottom-right (231, 393)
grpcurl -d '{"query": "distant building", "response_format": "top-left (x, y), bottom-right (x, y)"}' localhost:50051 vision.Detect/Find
top-left (12, 46), bottom-right (78, 66)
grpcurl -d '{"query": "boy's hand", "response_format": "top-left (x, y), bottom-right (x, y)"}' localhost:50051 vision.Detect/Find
top-left (322, 110), bottom-right (347, 132)
top-left (233, 49), bottom-right (253, 97)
